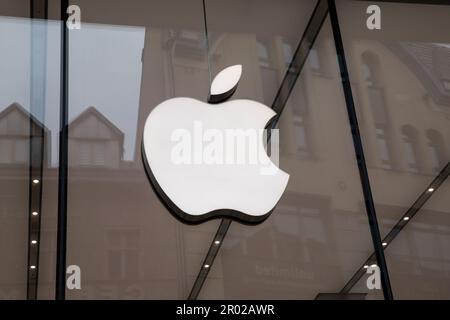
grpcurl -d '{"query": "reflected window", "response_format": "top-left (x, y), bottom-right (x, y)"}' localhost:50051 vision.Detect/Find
top-left (257, 40), bottom-right (271, 68)
top-left (293, 116), bottom-right (309, 158)
top-left (367, 87), bottom-right (387, 124)
top-left (401, 125), bottom-right (420, 173)
top-left (284, 40), bottom-right (327, 76)
top-left (107, 230), bottom-right (140, 280)
top-left (282, 42), bottom-right (293, 67)
top-left (291, 79), bottom-right (311, 159)
top-left (256, 38), bottom-right (278, 104)
top-left (308, 40), bottom-right (329, 75)
top-left (362, 52), bottom-right (388, 124)
top-left (282, 41), bottom-right (324, 74)
top-left (375, 126), bottom-right (393, 169)
top-left (426, 129), bottom-right (446, 174)
top-left (78, 140), bottom-right (106, 166)
top-left (0, 137), bottom-right (27, 164)
top-left (309, 48), bottom-right (321, 74)
top-left (173, 30), bottom-right (208, 61)
top-left (274, 205), bottom-right (326, 261)
top-left (443, 80), bottom-right (450, 92)
top-left (362, 52), bottom-right (395, 169)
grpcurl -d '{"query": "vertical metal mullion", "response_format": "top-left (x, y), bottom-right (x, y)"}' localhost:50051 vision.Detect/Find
top-left (27, 0), bottom-right (48, 301)
top-left (327, 0), bottom-right (393, 300)
top-left (187, 0), bottom-right (329, 300)
top-left (56, 0), bottom-right (69, 300)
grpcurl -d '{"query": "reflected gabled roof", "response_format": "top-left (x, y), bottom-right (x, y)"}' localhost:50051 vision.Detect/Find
top-left (68, 106), bottom-right (125, 157)
top-left (0, 102), bottom-right (49, 132)
top-left (69, 106), bottom-right (124, 138)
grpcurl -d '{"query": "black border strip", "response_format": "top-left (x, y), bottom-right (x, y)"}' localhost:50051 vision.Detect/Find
top-left (55, 0), bottom-right (69, 300)
top-left (187, 0), bottom-right (329, 300)
top-left (327, 0), bottom-right (393, 300)
top-left (355, 0), bottom-right (450, 4)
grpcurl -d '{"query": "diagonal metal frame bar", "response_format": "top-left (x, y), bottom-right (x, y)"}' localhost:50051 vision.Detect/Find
top-left (188, 219), bottom-right (232, 299)
top-left (341, 162), bottom-right (450, 293)
top-left (328, 0), bottom-right (393, 299)
top-left (187, 0), bottom-right (329, 300)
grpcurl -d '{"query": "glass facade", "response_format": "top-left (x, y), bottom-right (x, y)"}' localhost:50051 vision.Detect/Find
top-left (0, 0), bottom-right (449, 300)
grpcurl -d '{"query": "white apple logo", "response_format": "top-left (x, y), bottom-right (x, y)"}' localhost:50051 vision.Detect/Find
top-left (142, 65), bottom-right (289, 224)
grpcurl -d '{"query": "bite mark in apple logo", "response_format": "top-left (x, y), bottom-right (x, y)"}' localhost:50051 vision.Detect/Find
top-left (142, 65), bottom-right (289, 225)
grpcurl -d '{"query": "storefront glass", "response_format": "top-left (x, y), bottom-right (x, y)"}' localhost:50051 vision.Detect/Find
top-left (1, 0), bottom-right (449, 300)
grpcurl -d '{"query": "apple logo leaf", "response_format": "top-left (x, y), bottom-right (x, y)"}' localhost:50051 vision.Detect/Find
top-left (208, 65), bottom-right (242, 104)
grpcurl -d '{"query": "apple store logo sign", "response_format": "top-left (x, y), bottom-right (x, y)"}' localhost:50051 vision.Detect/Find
top-left (142, 65), bottom-right (289, 225)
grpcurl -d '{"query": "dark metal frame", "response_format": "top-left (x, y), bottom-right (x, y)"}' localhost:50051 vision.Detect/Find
top-left (327, 0), bottom-right (393, 300)
top-left (55, 0), bottom-right (69, 300)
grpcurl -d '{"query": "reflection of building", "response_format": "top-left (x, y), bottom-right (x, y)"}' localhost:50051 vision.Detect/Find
top-left (68, 107), bottom-right (124, 169)
top-left (0, 104), bottom-right (29, 165)
top-left (0, 103), bottom-right (50, 166)
top-left (0, 103), bottom-right (50, 299)
top-left (1, 0), bottom-right (450, 300)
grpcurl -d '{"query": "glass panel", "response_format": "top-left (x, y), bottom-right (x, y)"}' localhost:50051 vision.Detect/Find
top-left (198, 14), bottom-right (379, 299)
top-left (65, 0), bottom-right (218, 299)
top-left (3, 0), bottom-right (449, 301)
top-left (337, 0), bottom-right (450, 299)
top-left (0, 0), bottom-right (60, 299)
